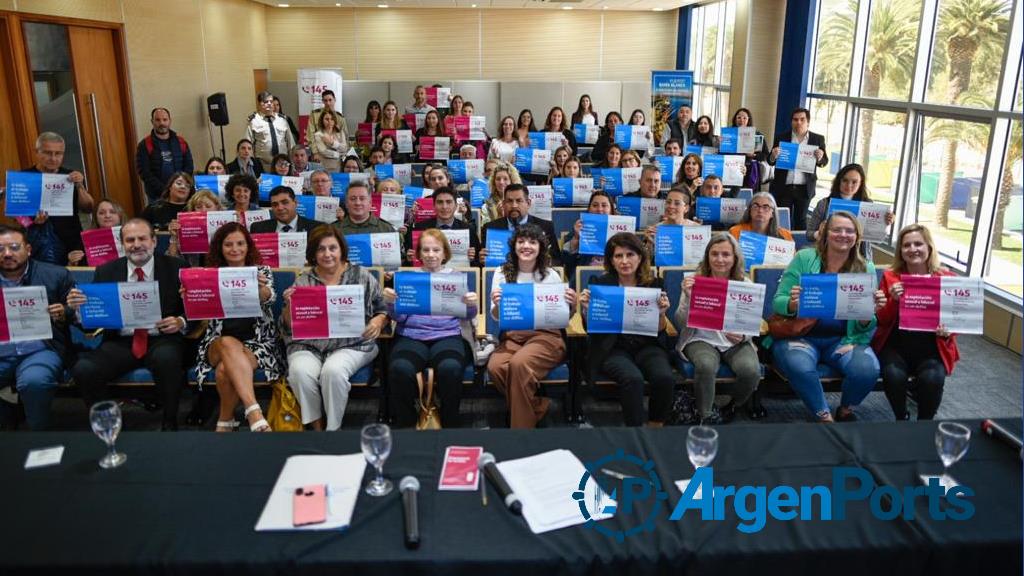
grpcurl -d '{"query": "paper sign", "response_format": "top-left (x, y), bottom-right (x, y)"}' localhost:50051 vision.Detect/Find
top-left (438, 446), bottom-right (483, 491)
top-left (514, 148), bottom-right (552, 176)
top-left (4, 171), bottom-right (74, 216)
top-left (374, 163), bottom-right (414, 185)
top-left (485, 228), bottom-right (512, 267)
top-left (418, 137), bottom-right (451, 160)
top-left (552, 178), bottom-right (594, 207)
top-left (469, 116), bottom-right (487, 141)
top-left (799, 273), bottom-right (875, 320)
top-left (346, 232), bottom-right (401, 270)
top-left (655, 156), bottom-right (683, 183)
top-left (394, 271), bottom-right (468, 317)
top-left (470, 179), bottom-right (489, 208)
top-left (827, 198), bottom-right (891, 243)
top-left (527, 132), bottom-right (566, 151)
top-left (499, 282), bottom-right (570, 330)
top-left (654, 224), bottom-right (712, 267)
top-left (738, 231), bottom-right (795, 270)
top-left (595, 167), bottom-right (641, 196)
top-left (414, 197), bottom-right (436, 223)
top-left (295, 195), bottom-right (340, 224)
top-left (290, 284), bottom-right (365, 339)
top-left (372, 193), bottom-right (407, 229)
top-left (613, 125), bottom-right (652, 151)
top-left (425, 86), bottom-right (451, 108)
top-left (573, 123), bottom-right (600, 145)
top-left (402, 185), bottom-right (431, 210)
top-left (24, 446), bottom-right (64, 469)
top-left (701, 154), bottom-right (745, 187)
top-left (381, 129), bottom-right (414, 154)
top-left (194, 174), bottom-right (231, 201)
top-left (695, 197), bottom-right (748, 224)
top-left (528, 186), bottom-right (553, 221)
top-left (402, 113), bottom-right (426, 131)
top-left (411, 229), bottom-right (470, 268)
top-left (0, 286), bottom-right (52, 343)
top-left (329, 172), bottom-right (371, 199)
top-left (579, 213), bottom-right (637, 256)
top-left (177, 211), bottom-right (238, 254)
top-left (776, 142), bottom-right (818, 173)
top-left (81, 226), bottom-right (123, 267)
top-left (252, 232), bottom-right (307, 268)
top-left (720, 127), bottom-right (755, 154)
top-left (78, 282), bottom-right (162, 330)
top-left (258, 175), bottom-right (303, 202)
top-left (686, 145), bottom-right (718, 157)
top-left (616, 196), bottom-right (665, 229)
top-left (586, 285), bottom-right (662, 337)
top-left (357, 122), bottom-right (376, 145)
top-left (243, 209), bottom-right (271, 230)
top-left (898, 275), bottom-right (983, 335)
top-left (180, 267), bottom-right (262, 320)
top-left (686, 276), bottom-right (765, 336)
top-left (448, 159), bottom-right (485, 184)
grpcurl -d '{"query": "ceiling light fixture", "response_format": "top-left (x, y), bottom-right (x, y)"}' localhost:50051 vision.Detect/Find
top-left (277, 3), bottom-right (289, 6)
top-left (377, 3), bottom-right (388, 6)
top-left (562, 5), bottom-right (572, 9)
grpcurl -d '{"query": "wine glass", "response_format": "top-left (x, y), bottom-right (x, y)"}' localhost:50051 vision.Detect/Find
top-left (361, 423), bottom-right (393, 496)
top-left (89, 400), bottom-right (127, 469)
top-left (935, 422), bottom-right (970, 487)
top-left (687, 426), bottom-right (719, 470)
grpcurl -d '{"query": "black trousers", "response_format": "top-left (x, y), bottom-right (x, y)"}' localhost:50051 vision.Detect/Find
top-left (879, 344), bottom-right (946, 420)
top-left (774, 184), bottom-right (812, 230)
top-left (601, 344), bottom-right (675, 426)
top-left (388, 335), bottom-right (469, 428)
top-left (72, 335), bottom-right (188, 427)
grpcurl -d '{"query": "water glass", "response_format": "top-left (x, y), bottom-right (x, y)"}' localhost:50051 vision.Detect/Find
top-left (935, 421), bottom-right (971, 485)
top-left (89, 400), bottom-right (127, 469)
top-left (361, 423), bottom-right (393, 496)
top-left (687, 426), bottom-right (719, 469)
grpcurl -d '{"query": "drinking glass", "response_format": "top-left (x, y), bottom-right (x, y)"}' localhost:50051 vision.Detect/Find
top-left (935, 422), bottom-right (971, 486)
top-left (89, 400), bottom-right (127, 469)
top-left (361, 423), bottom-right (393, 496)
top-left (687, 426), bottom-right (719, 470)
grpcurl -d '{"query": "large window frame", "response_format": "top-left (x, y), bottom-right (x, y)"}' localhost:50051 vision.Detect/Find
top-left (688, 0), bottom-right (735, 128)
top-left (807, 0), bottom-right (1024, 304)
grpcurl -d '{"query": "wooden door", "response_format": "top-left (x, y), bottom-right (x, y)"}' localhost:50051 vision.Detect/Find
top-left (67, 25), bottom-right (138, 214)
top-left (254, 69), bottom-right (268, 96)
top-left (0, 15), bottom-right (33, 184)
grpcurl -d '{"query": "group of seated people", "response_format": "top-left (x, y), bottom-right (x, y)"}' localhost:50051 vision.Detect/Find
top-left (0, 100), bottom-right (960, 435)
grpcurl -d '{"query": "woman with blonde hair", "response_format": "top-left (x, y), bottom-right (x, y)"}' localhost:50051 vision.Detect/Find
top-left (479, 161), bottom-right (522, 227)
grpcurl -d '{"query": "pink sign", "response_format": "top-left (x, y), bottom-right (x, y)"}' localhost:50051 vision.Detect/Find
top-left (290, 284), bottom-right (365, 339)
top-left (418, 137), bottom-right (450, 161)
top-left (414, 198), bottom-right (436, 223)
top-left (252, 232), bottom-right (306, 268)
top-left (685, 276), bottom-right (765, 337)
top-left (81, 227), bottom-right (123, 267)
top-left (898, 275), bottom-right (942, 331)
top-left (445, 116), bottom-right (470, 141)
top-left (897, 275), bottom-right (983, 334)
top-left (290, 285), bottom-right (329, 340)
top-left (178, 211), bottom-right (237, 254)
top-left (402, 113), bottom-right (425, 131)
top-left (357, 122), bottom-right (376, 145)
top-left (180, 267), bottom-right (261, 320)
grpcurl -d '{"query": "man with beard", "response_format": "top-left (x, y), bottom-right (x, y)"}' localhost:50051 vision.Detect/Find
top-left (0, 223), bottom-right (75, 430)
top-left (67, 218), bottom-right (191, 430)
top-left (136, 108), bottom-right (194, 203)
top-left (479, 184), bottom-right (559, 265)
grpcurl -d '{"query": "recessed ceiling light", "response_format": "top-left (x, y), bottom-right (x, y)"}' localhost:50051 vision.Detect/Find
top-left (652, 7), bottom-right (663, 10)
top-left (335, 2), bottom-right (341, 5)
top-left (562, 5), bottom-right (572, 9)
top-left (471, 3), bottom-right (477, 6)
top-left (277, 3), bottom-right (289, 6)
top-left (602, 5), bottom-right (608, 9)
top-left (377, 3), bottom-right (388, 6)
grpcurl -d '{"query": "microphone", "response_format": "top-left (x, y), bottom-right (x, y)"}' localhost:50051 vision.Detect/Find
top-left (478, 452), bottom-right (522, 515)
top-left (399, 476), bottom-right (420, 549)
top-left (981, 419), bottom-right (1023, 458)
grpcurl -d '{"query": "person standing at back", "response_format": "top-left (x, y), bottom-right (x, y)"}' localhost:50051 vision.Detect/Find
top-left (768, 107), bottom-right (828, 230)
top-left (246, 91), bottom-right (296, 168)
top-left (136, 107), bottom-right (194, 204)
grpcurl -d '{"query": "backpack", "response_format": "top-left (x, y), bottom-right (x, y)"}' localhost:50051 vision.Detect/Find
top-left (144, 134), bottom-right (188, 156)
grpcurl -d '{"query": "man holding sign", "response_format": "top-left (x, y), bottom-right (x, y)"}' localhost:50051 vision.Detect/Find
top-left (249, 186), bottom-right (321, 234)
top-left (0, 223), bottom-right (76, 430)
top-left (768, 107), bottom-right (828, 230)
top-left (67, 219), bottom-right (191, 430)
top-left (333, 182), bottom-right (403, 245)
top-left (407, 187), bottom-right (480, 266)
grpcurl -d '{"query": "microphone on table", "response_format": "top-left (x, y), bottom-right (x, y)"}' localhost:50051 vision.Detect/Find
top-left (981, 419), bottom-right (1023, 459)
top-left (478, 452), bottom-right (522, 515)
top-left (399, 476), bottom-right (420, 549)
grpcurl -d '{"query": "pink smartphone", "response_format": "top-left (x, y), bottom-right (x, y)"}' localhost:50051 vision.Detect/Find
top-left (292, 485), bottom-right (327, 527)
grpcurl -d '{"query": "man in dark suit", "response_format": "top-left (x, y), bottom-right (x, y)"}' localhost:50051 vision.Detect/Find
top-left (406, 186), bottom-right (481, 265)
top-left (248, 186), bottom-right (321, 234)
top-left (767, 107), bottom-right (829, 230)
top-left (67, 218), bottom-right (191, 430)
top-left (479, 184), bottom-right (560, 265)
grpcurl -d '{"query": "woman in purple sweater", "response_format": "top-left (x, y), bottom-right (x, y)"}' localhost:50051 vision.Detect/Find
top-left (383, 228), bottom-right (478, 427)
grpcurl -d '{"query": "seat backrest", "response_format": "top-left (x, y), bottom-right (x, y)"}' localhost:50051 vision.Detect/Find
top-left (793, 232), bottom-right (812, 252)
top-left (659, 266), bottom-right (697, 333)
top-left (576, 266), bottom-right (605, 293)
top-left (776, 207), bottom-right (791, 231)
top-left (551, 208), bottom-right (585, 249)
top-left (483, 266), bottom-right (563, 336)
top-left (751, 265), bottom-right (787, 319)
top-left (270, 268), bottom-right (298, 321)
top-left (68, 266), bottom-right (96, 285)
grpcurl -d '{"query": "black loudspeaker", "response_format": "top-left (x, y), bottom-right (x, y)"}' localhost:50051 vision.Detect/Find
top-left (207, 93), bottom-right (229, 126)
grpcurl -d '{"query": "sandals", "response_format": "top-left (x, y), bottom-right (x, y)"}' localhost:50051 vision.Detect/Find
top-left (244, 403), bottom-right (272, 432)
top-left (215, 420), bottom-right (239, 433)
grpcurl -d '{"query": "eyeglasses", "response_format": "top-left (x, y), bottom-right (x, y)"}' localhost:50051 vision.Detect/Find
top-left (0, 243), bottom-right (24, 253)
top-left (750, 203), bottom-right (774, 211)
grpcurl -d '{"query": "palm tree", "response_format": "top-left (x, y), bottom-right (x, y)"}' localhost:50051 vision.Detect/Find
top-left (931, 0), bottom-right (1010, 228)
top-left (813, 0), bottom-right (858, 96)
top-left (991, 121), bottom-right (1022, 250)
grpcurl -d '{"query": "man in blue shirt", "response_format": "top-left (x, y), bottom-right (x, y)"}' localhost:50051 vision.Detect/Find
top-left (135, 108), bottom-right (194, 203)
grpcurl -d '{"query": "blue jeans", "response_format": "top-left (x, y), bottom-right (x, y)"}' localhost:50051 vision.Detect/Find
top-left (0, 348), bottom-right (63, 430)
top-left (771, 336), bottom-right (879, 418)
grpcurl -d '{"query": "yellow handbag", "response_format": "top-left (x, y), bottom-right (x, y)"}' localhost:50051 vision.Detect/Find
top-left (416, 369), bottom-right (442, 430)
top-left (267, 378), bottom-right (303, 432)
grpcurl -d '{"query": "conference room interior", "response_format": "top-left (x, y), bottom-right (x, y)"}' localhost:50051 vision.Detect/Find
top-left (0, 0), bottom-right (1021, 433)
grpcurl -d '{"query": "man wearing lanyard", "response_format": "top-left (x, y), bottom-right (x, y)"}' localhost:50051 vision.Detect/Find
top-left (768, 107), bottom-right (828, 230)
top-left (479, 184), bottom-right (560, 265)
top-left (66, 218), bottom-right (191, 431)
top-left (0, 223), bottom-right (75, 430)
top-left (245, 91), bottom-right (296, 167)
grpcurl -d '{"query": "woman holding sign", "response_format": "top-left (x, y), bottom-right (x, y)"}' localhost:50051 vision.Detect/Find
top-left (675, 233), bottom-right (761, 424)
top-left (488, 116), bottom-right (519, 163)
top-left (383, 229), bottom-right (478, 428)
top-left (673, 153), bottom-right (704, 196)
top-left (730, 108), bottom-right (769, 189)
top-left (561, 190), bottom-right (616, 285)
top-left (579, 233), bottom-right (674, 427)
top-left (640, 188), bottom-right (700, 258)
top-left (542, 106), bottom-right (577, 156)
top-left (281, 227), bottom-right (389, 431)
top-left (166, 190), bottom-right (226, 266)
top-left (480, 162), bottom-right (522, 227)
top-left (806, 164), bottom-right (894, 260)
top-left (871, 224), bottom-right (960, 420)
top-left (689, 115), bottom-right (721, 149)
top-left (68, 199), bottom-right (126, 266)
top-left (591, 111), bottom-right (624, 167)
top-left (488, 224), bottom-right (576, 428)
top-left (729, 192), bottom-right (794, 242)
top-left (769, 211), bottom-right (886, 422)
top-left (141, 172), bottom-right (196, 230)
top-left (193, 222), bottom-right (284, 432)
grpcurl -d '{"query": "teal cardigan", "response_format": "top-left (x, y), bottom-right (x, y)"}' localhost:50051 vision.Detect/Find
top-left (765, 248), bottom-right (877, 348)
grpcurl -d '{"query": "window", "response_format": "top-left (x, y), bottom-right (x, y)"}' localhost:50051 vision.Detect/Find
top-left (811, 0), bottom-right (859, 95)
top-left (926, 0), bottom-right (1013, 109)
top-left (860, 0), bottom-right (922, 101)
top-left (984, 119), bottom-right (1023, 296)
top-left (851, 108), bottom-right (908, 205)
top-left (806, 97), bottom-right (849, 202)
top-left (689, 0), bottom-right (735, 128)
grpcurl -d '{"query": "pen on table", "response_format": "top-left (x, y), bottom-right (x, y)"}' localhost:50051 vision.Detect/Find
top-left (601, 468), bottom-right (636, 481)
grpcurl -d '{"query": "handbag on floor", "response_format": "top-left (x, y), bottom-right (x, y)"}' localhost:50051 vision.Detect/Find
top-left (267, 378), bottom-right (303, 432)
top-left (416, 369), bottom-right (441, 430)
top-left (766, 314), bottom-right (817, 339)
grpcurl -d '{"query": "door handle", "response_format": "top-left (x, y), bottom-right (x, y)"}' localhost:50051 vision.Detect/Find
top-left (88, 93), bottom-right (109, 199)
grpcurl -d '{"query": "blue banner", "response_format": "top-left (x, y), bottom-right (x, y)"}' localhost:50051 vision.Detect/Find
top-left (654, 224), bottom-right (684, 266)
top-left (470, 179), bottom-right (489, 209)
top-left (702, 154), bottom-right (725, 179)
top-left (329, 173), bottom-right (368, 199)
top-left (346, 234), bottom-right (374, 267)
top-left (498, 283), bottom-right (534, 331)
top-left (739, 231), bottom-right (769, 269)
top-left (403, 185), bottom-right (430, 210)
top-left (775, 141), bottom-right (800, 171)
top-left (798, 274), bottom-right (839, 319)
top-left (595, 168), bottom-right (624, 196)
top-left (579, 213), bottom-right (635, 256)
top-left (684, 144), bottom-right (703, 157)
top-left (514, 148), bottom-right (550, 175)
top-left (585, 284), bottom-right (627, 334)
top-left (295, 195), bottom-right (316, 220)
top-left (650, 70), bottom-right (694, 125)
top-left (193, 175), bottom-right (226, 197)
top-left (485, 228), bottom-right (512, 267)
top-left (77, 283), bottom-right (124, 329)
top-left (613, 125), bottom-right (633, 149)
top-left (695, 197), bottom-right (722, 223)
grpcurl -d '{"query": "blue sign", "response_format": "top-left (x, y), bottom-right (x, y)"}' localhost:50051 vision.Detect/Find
top-left (655, 156), bottom-right (680, 183)
top-left (684, 144), bottom-right (704, 158)
top-left (77, 283), bottom-right (124, 329)
top-left (485, 228), bottom-right (512, 267)
top-left (702, 154), bottom-right (725, 179)
top-left (654, 224), bottom-right (684, 266)
top-left (695, 197), bottom-right (723, 223)
top-left (586, 284), bottom-right (626, 334)
top-left (470, 178), bottom-right (489, 209)
top-left (403, 185), bottom-right (430, 210)
top-left (447, 159), bottom-right (480, 184)
top-left (650, 70), bottom-right (694, 121)
top-left (775, 141), bottom-right (800, 171)
top-left (497, 283), bottom-right (535, 330)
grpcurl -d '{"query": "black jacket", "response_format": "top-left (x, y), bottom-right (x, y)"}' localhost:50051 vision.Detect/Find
top-left (135, 130), bottom-right (194, 201)
top-left (226, 157), bottom-right (265, 177)
top-left (90, 255), bottom-right (191, 341)
top-left (248, 215), bottom-right (322, 235)
top-left (583, 273), bottom-right (669, 381)
top-left (768, 131), bottom-right (828, 199)
top-left (481, 215), bottom-right (560, 266)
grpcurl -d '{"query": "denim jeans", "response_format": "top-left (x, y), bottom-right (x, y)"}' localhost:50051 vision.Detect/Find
top-left (0, 348), bottom-right (63, 430)
top-left (770, 336), bottom-right (879, 418)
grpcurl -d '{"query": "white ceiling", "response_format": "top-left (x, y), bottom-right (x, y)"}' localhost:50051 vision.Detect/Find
top-left (254, 0), bottom-right (696, 11)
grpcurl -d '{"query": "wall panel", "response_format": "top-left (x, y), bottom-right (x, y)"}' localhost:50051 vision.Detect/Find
top-left (601, 11), bottom-right (676, 81)
top-left (480, 11), bottom-right (602, 81)
top-left (356, 9), bottom-right (479, 80)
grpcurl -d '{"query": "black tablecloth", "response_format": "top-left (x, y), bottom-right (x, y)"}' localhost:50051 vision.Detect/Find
top-left (0, 421), bottom-right (1020, 576)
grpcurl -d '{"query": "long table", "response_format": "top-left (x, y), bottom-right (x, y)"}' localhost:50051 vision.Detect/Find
top-left (1, 420), bottom-right (1020, 575)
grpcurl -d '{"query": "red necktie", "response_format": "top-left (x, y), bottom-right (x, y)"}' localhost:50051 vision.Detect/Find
top-left (131, 267), bottom-right (149, 359)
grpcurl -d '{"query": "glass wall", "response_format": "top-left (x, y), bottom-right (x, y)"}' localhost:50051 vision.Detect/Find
top-left (808, 0), bottom-right (1023, 299)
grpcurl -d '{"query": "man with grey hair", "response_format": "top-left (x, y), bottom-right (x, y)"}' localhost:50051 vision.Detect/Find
top-left (20, 132), bottom-right (94, 265)
top-left (245, 91), bottom-right (295, 165)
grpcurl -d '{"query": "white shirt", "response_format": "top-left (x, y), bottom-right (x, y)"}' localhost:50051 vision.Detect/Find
top-left (580, 114), bottom-right (597, 126)
top-left (276, 216), bottom-right (300, 233)
top-left (121, 258), bottom-right (157, 336)
top-left (488, 138), bottom-right (519, 163)
top-left (785, 131), bottom-right (810, 186)
top-left (490, 268), bottom-right (562, 318)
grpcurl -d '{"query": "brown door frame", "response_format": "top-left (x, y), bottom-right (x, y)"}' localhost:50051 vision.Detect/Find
top-left (0, 10), bottom-right (139, 213)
